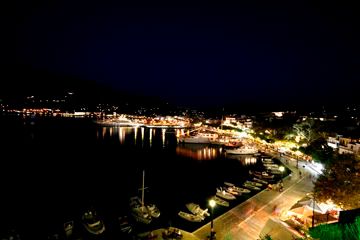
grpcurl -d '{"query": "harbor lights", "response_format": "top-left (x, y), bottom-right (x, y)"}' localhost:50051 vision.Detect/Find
top-left (209, 199), bottom-right (216, 240)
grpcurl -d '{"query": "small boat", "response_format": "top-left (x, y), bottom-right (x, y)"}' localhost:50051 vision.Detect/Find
top-left (178, 211), bottom-right (203, 222)
top-left (81, 209), bottom-right (106, 235)
top-left (129, 197), bottom-right (153, 224)
top-left (225, 186), bottom-right (241, 196)
top-left (118, 216), bottom-right (132, 234)
top-left (263, 163), bottom-right (279, 169)
top-left (225, 146), bottom-right (258, 155)
top-left (231, 185), bottom-right (251, 194)
top-left (249, 170), bottom-right (274, 179)
top-left (269, 169), bottom-right (283, 175)
top-left (224, 182), bottom-right (234, 187)
top-left (212, 196), bottom-right (229, 207)
top-left (186, 203), bottom-right (210, 217)
top-left (245, 180), bottom-right (262, 187)
top-left (243, 182), bottom-right (261, 191)
top-left (216, 188), bottom-right (236, 200)
top-left (253, 177), bottom-right (268, 185)
top-left (63, 221), bottom-right (74, 238)
top-left (262, 158), bottom-right (274, 163)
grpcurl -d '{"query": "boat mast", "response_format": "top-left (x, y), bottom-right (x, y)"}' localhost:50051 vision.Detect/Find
top-left (221, 107), bottom-right (224, 133)
top-left (141, 170), bottom-right (145, 208)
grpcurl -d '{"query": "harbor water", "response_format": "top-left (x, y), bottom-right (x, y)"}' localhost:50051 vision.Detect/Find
top-left (0, 116), bottom-right (285, 238)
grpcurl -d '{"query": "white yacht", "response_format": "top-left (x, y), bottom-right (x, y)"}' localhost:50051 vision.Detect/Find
top-left (96, 116), bottom-right (143, 127)
top-left (178, 132), bottom-right (218, 144)
top-left (225, 146), bottom-right (258, 155)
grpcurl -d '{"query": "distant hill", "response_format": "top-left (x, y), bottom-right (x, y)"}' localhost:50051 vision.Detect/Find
top-left (1, 64), bottom-right (165, 110)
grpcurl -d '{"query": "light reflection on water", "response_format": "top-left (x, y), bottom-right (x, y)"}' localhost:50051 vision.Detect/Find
top-left (176, 144), bottom-right (220, 160)
top-left (98, 127), bottom-right (259, 163)
top-left (227, 154), bottom-right (258, 165)
top-left (98, 127), bottom-right (224, 160)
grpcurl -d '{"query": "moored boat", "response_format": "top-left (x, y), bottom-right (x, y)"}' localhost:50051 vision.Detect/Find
top-left (262, 158), bottom-right (274, 163)
top-left (118, 216), bottom-right (132, 234)
top-left (216, 188), bottom-right (236, 200)
top-left (178, 132), bottom-right (218, 144)
top-left (129, 197), bottom-right (152, 224)
top-left (253, 177), bottom-right (268, 185)
top-left (81, 209), bottom-right (106, 235)
top-left (249, 170), bottom-right (274, 179)
top-left (232, 185), bottom-right (251, 194)
top-left (212, 196), bottom-right (229, 207)
top-left (130, 170), bottom-right (160, 224)
top-left (245, 180), bottom-right (262, 187)
top-left (225, 146), bottom-right (258, 155)
top-left (186, 203), bottom-right (210, 217)
top-left (147, 204), bottom-right (160, 218)
top-left (243, 182), bottom-right (261, 191)
top-left (224, 182), bottom-right (234, 187)
top-left (224, 186), bottom-right (241, 196)
top-left (178, 211), bottom-right (203, 222)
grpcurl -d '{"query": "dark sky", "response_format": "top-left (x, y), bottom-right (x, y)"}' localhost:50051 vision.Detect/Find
top-left (11, 1), bottom-right (360, 110)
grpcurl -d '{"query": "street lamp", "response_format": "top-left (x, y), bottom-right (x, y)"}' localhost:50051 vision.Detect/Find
top-left (279, 166), bottom-right (285, 178)
top-left (312, 192), bottom-right (316, 228)
top-left (209, 199), bottom-right (216, 240)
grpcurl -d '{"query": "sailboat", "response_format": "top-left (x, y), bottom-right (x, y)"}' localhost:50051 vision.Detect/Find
top-left (129, 170), bottom-right (160, 224)
top-left (210, 114), bottom-right (228, 146)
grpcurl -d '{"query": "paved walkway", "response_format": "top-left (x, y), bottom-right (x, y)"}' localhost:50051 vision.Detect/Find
top-left (192, 152), bottom-right (316, 240)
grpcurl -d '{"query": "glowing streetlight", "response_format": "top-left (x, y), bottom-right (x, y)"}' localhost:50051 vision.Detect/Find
top-left (209, 199), bottom-right (216, 240)
top-left (279, 166), bottom-right (285, 179)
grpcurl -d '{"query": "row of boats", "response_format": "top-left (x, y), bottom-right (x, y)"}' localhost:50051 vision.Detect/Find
top-left (177, 177), bottom-right (272, 222)
top-left (130, 157), bottom-right (283, 224)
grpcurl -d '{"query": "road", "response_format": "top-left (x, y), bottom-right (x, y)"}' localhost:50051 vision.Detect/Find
top-left (192, 152), bottom-right (316, 240)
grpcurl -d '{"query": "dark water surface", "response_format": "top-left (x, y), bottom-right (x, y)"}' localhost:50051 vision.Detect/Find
top-left (0, 116), bottom-right (283, 238)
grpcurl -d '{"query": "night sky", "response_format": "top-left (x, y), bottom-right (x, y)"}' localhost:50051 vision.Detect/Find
top-left (11, 1), bottom-right (360, 110)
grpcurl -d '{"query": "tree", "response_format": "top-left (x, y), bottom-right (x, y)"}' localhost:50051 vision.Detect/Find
top-left (314, 155), bottom-right (360, 209)
top-left (309, 216), bottom-right (360, 240)
top-left (299, 138), bottom-right (334, 164)
top-left (292, 119), bottom-right (318, 146)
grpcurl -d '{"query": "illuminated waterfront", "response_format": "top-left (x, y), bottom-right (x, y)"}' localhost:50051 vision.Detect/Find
top-left (0, 116), bottom-right (283, 238)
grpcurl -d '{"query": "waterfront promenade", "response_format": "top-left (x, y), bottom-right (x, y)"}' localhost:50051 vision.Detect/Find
top-left (192, 153), bottom-right (316, 240)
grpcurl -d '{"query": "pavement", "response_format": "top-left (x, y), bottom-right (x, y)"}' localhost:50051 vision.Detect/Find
top-left (191, 151), bottom-right (317, 240)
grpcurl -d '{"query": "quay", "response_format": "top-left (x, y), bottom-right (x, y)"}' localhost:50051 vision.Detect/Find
top-left (190, 152), bottom-right (316, 240)
top-left (142, 151), bottom-right (318, 240)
